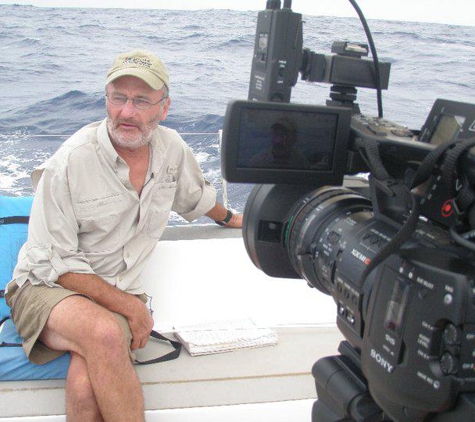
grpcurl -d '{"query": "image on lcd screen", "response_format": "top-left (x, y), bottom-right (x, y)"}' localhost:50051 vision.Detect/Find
top-left (236, 108), bottom-right (338, 171)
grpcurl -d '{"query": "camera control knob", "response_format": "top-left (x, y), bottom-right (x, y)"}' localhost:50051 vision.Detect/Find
top-left (327, 231), bottom-right (340, 245)
top-left (391, 129), bottom-right (413, 138)
top-left (367, 123), bottom-right (388, 137)
top-left (443, 324), bottom-right (461, 346)
top-left (440, 352), bottom-right (459, 375)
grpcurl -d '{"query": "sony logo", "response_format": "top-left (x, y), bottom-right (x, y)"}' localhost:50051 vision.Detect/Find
top-left (370, 348), bottom-right (394, 373)
top-left (351, 248), bottom-right (371, 265)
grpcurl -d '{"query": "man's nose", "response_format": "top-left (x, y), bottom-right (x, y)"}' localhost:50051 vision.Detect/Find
top-left (119, 98), bottom-right (138, 117)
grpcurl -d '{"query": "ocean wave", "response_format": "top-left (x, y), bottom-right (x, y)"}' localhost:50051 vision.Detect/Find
top-left (0, 133), bottom-right (57, 196)
top-left (0, 90), bottom-right (105, 135)
top-left (181, 24), bottom-right (206, 31)
top-left (78, 24), bottom-right (103, 30)
top-left (0, 157), bottom-right (31, 190)
top-left (6, 37), bottom-right (41, 47)
top-left (144, 35), bottom-right (172, 43)
top-left (165, 113), bottom-right (224, 134)
top-left (216, 37), bottom-right (254, 48)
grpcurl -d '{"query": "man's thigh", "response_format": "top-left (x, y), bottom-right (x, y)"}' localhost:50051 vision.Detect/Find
top-left (7, 282), bottom-right (136, 364)
top-left (7, 281), bottom-right (83, 364)
top-left (39, 294), bottom-right (128, 354)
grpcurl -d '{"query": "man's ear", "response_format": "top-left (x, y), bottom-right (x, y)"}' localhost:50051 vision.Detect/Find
top-left (160, 96), bottom-right (171, 121)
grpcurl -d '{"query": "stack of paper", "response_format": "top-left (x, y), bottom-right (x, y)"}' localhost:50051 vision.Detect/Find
top-left (174, 318), bottom-right (278, 356)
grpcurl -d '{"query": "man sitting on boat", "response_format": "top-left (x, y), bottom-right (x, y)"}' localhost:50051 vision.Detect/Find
top-left (5, 49), bottom-right (241, 421)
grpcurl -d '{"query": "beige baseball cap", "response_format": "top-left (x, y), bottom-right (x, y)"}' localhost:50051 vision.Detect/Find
top-left (272, 117), bottom-right (298, 134)
top-left (106, 50), bottom-right (169, 90)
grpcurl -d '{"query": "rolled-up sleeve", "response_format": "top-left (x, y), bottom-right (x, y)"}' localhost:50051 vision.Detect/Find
top-left (172, 144), bottom-right (217, 222)
top-left (11, 166), bottom-right (94, 288)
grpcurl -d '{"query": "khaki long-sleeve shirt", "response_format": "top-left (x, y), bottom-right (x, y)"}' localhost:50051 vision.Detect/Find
top-left (7, 119), bottom-right (216, 295)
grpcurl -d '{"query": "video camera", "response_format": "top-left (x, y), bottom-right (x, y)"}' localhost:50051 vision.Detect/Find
top-left (221, 1), bottom-right (475, 420)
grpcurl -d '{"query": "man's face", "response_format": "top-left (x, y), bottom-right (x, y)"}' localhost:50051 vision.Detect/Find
top-left (271, 126), bottom-right (294, 159)
top-left (106, 75), bottom-right (170, 151)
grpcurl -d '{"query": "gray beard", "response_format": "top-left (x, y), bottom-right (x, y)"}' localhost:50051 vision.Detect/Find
top-left (107, 118), bottom-right (156, 151)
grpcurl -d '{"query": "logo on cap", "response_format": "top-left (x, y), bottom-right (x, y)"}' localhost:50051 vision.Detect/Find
top-left (122, 57), bottom-right (152, 68)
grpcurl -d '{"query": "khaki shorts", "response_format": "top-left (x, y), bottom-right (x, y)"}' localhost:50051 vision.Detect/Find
top-left (5, 282), bottom-right (148, 365)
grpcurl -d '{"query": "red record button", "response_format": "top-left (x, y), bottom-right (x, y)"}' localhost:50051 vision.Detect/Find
top-left (442, 200), bottom-right (455, 218)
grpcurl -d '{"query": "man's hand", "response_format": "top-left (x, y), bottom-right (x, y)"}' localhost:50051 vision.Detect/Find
top-left (225, 213), bottom-right (243, 228)
top-left (126, 296), bottom-right (155, 350)
top-left (57, 273), bottom-right (155, 351)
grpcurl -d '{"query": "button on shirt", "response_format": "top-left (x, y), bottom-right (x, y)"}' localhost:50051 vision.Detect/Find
top-left (7, 119), bottom-right (216, 294)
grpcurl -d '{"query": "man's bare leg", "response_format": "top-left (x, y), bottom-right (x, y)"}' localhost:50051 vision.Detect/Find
top-left (39, 295), bottom-right (145, 421)
top-left (66, 352), bottom-right (103, 422)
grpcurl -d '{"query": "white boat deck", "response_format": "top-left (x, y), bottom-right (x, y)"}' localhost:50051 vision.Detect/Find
top-left (1, 326), bottom-right (342, 419)
top-left (0, 225), bottom-right (343, 420)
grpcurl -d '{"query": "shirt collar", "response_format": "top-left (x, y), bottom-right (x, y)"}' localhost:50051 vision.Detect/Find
top-left (97, 118), bottom-right (120, 170)
top-left (150, 131), bottom-right (166, 174)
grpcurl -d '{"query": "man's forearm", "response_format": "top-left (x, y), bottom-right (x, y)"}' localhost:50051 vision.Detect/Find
top-left (57, 272), bottom-right (141, 319)
top-left (205, 202), bottom-right (243, 228)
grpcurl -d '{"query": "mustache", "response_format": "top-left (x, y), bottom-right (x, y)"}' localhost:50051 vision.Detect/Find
top-left (106, 111), bottom-right (141, 129)
top-left (114, 119), bottom-right (141, 128)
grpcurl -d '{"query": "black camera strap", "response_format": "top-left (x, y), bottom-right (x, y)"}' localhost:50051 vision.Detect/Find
top-left (436, 139), bottom-right (475, 251)
top-left (134, 330), bottom-right (182, 365)
top-left (440, 139), bottom-right (475, 212)
top-left (409, 138), bottom-right (475, 205)
top-left (359, 139), bottom-right (420, 284)
top-left (361, 137), bottom-right (391, 181)
top-left (359, 189), bottom-right (419, 285)
top-left (360, 138), bottom-right (475, 283)
top-left (410, 138), bottom-right (475, 221)
top-left (409, 140), bottom-right (458, 189)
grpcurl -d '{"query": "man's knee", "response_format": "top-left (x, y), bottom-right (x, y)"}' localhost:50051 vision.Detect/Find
top-left (88, 313), bottom-right (129, 353)
top-left (41, 296), bottom-right (130, 358)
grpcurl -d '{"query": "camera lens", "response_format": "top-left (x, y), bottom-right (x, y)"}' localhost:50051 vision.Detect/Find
top-left (285, 186), bottom-right (374, 294)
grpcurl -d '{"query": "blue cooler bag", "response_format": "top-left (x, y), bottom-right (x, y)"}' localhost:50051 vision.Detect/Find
top-left (0, 195), bottom-right (34, 319)
top-left (0, 317), bottom-right (70, 380)
top-left (0, 195), bottom-right (70, 381)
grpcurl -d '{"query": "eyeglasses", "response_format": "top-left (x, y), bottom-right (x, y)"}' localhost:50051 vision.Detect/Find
top-left (105, 92), bottom-right (168, 110)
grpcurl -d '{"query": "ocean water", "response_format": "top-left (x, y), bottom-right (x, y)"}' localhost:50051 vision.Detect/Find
top-left (1, 4), bottom-right (475, 223)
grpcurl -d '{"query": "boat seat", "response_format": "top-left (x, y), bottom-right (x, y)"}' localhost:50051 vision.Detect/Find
top-left (0, 325), bottom-right (343, 418)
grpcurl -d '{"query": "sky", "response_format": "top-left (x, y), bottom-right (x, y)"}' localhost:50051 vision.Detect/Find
top-left (1, 0), bottom-right (475, 26)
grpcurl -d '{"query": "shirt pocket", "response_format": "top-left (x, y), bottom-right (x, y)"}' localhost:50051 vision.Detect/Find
top-left (76, 193), bottom-right (126, 253)
top-left (146, 182), bottom-right (177, 238)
